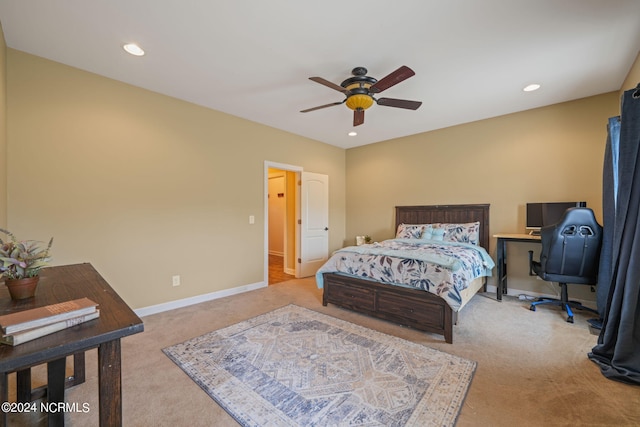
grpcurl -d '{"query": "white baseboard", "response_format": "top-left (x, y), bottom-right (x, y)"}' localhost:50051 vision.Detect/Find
top-left (134, 281), bottom-right (267, 318)
top-left (284, 268), bottom-right (295, 275)
top-left (485, 284), bottom-right (555, 299)
top-left (484, 284), bottom-right (596, 309)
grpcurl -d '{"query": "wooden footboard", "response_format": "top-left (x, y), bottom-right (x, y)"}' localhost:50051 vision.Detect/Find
top-left (322, 273), bottom-right (456, 343)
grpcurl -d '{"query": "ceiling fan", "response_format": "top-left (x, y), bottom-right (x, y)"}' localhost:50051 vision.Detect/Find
top-left (301, 66), bottom-right (422, 126)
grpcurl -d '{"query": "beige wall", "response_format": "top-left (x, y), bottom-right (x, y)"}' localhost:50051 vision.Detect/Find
top-left (0, 23), bottom-right (6, 229)
top-left (621, 50), bottom-right (640, 93)
top-left (345, 92), bottom-right (620, 300)
top-left (5, 42), bottom-right (638, 308)
top-left (6, 49), bottom-right (346, 309)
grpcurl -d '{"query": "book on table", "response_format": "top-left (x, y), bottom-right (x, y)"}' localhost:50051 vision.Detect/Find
top-left (0, 297), bottom-right (99, 334)
top-left (0, 310), bottom-right (100, 346)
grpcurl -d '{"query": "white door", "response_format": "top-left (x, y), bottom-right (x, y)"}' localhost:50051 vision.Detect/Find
top-left (298, 172), bottom-right (329, 277)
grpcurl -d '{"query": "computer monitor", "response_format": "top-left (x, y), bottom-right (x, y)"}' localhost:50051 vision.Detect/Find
top-left (526, 201), bottom-right (587, 233)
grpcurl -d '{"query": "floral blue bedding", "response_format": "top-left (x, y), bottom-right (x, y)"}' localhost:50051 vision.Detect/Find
top-left (316, 238), bottom-right (495, 312)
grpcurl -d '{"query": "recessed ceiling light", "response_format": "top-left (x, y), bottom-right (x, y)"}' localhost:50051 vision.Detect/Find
top-left (348, 131), bottom-right (357, 136)
top-left (523, 83), bottom-right (541, 92)
top-left (123, 43), bottom-right (145, 56)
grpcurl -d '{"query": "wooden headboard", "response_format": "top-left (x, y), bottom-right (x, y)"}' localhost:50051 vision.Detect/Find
top-left (395, 204), bottom-right (490, 250)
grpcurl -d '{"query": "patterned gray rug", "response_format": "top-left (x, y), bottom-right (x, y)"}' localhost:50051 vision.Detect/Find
top-left (162, 304), bottom-right (476, 426)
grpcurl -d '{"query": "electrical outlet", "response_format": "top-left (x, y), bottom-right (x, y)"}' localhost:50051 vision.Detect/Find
top-left (172, 275), bottom-right (181, 287)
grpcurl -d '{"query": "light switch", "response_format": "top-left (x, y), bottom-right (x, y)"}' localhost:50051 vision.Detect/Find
top-left (249, 215), bottom-right (255, 224)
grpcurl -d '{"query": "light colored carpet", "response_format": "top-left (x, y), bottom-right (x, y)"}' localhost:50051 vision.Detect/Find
top-left (5, 277), bottom-right (640, 426)
top-left (162, 304), bottom-right (476, 427)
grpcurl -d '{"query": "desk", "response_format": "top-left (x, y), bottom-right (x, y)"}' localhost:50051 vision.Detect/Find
top-left (0, 263), bottom-right (144, 426)
top-left (494, 233), bottom-right (541, 300)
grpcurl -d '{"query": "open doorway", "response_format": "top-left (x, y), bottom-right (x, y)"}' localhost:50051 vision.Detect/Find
top-left (267, 166), bottom-right (298, 285)
top-left (264, 161), bottom-right (330, 286)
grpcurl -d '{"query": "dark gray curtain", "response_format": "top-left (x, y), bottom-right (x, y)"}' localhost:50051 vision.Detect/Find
top-left (595, 117), bottom-right (620, 322)
top-left (589, 86), bottom-right (640, 385)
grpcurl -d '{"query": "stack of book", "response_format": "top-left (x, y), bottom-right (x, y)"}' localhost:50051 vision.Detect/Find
top-left (0, 297), bottom-right (99, 346)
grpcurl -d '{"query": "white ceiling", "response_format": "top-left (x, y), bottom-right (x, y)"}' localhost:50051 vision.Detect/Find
top-left (1, 1), bottom-right (639, 149)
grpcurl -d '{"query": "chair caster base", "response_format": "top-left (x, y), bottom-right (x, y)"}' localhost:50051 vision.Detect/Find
top-left (566, 316), bottom-right (574, 323)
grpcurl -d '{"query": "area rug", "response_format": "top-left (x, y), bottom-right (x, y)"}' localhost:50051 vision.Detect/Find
top-left (162, 304), bottom-right (476, 426)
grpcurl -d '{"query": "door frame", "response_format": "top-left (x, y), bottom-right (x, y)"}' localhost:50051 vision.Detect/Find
top-left (264, 161), bottom-right (303, 284)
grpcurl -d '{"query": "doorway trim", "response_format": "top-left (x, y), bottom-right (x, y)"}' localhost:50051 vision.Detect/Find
top-left (264, 161), bottom-right (303, 285)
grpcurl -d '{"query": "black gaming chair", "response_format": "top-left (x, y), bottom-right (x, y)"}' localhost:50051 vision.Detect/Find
top-left (528, 207), bottom-right (602, 323)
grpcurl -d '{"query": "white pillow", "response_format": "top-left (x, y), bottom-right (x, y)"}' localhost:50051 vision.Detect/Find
top-left (431, 222), bottom-right (480, 245)
top-left (396, 223), bottom-right (428, 239)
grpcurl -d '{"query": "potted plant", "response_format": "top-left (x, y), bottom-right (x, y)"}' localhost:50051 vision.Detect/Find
top-left (0, 229), bottom-right (53, 300)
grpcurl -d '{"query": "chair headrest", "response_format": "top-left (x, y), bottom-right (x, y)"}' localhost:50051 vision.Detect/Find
top-left (547, 207), bottom-right (601, 236)
top-left (559, 207), bottom-right (598, 224)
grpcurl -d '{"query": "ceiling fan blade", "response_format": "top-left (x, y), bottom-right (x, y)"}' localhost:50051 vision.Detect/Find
top-left (309, 77), bottom-right (348, 93)
top-left (353, 109), bottom-right (365, 126)
top-left (300, 101), bottom-right (344, 113)
top-left (376, 97), bottom-right (422, 110)
top-left (369, 66), bottom-right (415, 93)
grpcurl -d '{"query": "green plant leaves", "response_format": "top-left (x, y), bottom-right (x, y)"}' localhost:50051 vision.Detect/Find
top-left (0, 229), bottom-right (53, 279)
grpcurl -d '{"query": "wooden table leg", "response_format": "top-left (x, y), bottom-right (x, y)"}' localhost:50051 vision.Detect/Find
top-left (68, 352), bottom-right (85, 387)
top-left (496, 237), bottom-right (505, 300)
top-left (47, 357), bottom-right (66, 427)
top-left (16, 352), bottom-right (86, 405)
top-left (16, 369), bottom-right (31, 403)
top-left (0, 372), bottom-right (7, 427)
top-left (98, 339), bottom-right (122, 427)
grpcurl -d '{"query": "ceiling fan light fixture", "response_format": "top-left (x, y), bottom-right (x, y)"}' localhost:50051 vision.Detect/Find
top-left (302, 65), bottom-right (419, 126)
top-left (345, 94), bottom-right (374, 111)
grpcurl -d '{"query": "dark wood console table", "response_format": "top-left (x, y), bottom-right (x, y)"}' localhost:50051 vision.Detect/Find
top-left (0, 263), bottom-right (144, 426)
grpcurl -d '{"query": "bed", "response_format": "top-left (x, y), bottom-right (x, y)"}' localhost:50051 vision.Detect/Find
top-left (317, 204), bottom-right (493, 343)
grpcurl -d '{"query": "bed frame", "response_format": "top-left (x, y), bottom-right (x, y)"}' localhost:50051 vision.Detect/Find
top-left (322, 204), bottom-right (490, 343)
